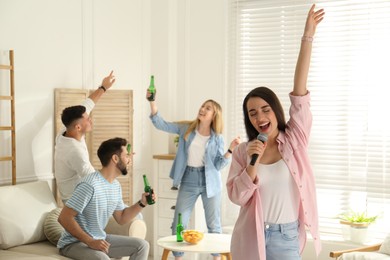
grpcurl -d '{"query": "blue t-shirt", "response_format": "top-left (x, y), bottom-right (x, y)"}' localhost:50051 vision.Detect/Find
top-left (57, 171), bottom-right (125, 248)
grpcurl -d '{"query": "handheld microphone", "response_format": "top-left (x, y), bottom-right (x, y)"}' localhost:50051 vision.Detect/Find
top-left (249, 133), bottom-right (268, 166)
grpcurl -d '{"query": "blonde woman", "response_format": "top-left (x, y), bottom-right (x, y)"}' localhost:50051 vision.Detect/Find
top-left (147, 91), bottom-right (240, 260)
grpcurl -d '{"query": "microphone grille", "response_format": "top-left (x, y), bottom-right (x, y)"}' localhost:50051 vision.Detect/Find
top-left (257, 133), bottom-right (268, 143)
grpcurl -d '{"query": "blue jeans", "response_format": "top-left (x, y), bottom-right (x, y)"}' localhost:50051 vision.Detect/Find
top-left (264, 220), bottom-right (301, 260)
top-left (171, 166), bottom-right (221, 257)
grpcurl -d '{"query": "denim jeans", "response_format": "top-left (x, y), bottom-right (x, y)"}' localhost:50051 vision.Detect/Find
top-left (264, 220), bottom-right (301, 260)
top-left (171, 166), bottom-right (221, 257)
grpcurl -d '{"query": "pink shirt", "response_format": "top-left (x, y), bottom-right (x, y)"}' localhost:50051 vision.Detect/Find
top-left (226, 92), bottom-right (321, 260)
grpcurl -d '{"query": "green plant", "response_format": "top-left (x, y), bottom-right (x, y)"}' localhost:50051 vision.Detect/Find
top-left (339, 210), bottom-right (378, 224)
top-left (174, 135), bottom-right (179, 147)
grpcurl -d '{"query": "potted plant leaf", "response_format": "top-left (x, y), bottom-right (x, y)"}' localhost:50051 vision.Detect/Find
top-left (169, 135), bottom-right (180, 154)
top-left (174, 135), bottom-right (179, 148)
top-left (339, 210), bottom-right (378, 244)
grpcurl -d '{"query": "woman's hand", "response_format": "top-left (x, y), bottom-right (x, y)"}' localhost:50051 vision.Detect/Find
top-left (246, 138), bottom-right (267, 165)
top-left (293, 4), bottom-right (325, 96)
top-left (229, 136), bottom-right (241, 152)
top-left (146, 88), bottom-right (155, 101)
top-left (303, 4), bottom-right (325, 38)
top-left (146, 89), bottom-right (158, 115)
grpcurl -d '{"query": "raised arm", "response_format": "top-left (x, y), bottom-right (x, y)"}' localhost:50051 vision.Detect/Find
top-left (88, 70), bottom-right (116, 103)
top-left (293, 4), bottom-right (324, 96)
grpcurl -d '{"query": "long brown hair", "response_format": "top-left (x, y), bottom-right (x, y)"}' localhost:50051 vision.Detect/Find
top-left (184, 99), bottom-right (223, 140)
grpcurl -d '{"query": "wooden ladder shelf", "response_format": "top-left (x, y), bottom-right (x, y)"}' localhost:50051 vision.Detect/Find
top-left (0, 50), bottom-right (16, 185)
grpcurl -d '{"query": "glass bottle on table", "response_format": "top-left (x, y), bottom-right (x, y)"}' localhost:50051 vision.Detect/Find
top-left (142, 174), bottom-right (155, 205)
top-left (176, 213), bottom-right (184, 242)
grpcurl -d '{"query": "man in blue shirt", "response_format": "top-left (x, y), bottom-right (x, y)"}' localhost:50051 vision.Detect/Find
top-left (58, 137), bottom-right (153, 260)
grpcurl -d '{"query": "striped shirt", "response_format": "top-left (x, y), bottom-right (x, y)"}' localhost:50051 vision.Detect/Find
top-left (57, 171), bottom-right (125, 248)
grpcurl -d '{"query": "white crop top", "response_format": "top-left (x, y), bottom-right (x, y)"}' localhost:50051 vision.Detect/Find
top-left (259, 159), bottom-right (300, 224)
top-left (187, 130), bottom-right (210, 167)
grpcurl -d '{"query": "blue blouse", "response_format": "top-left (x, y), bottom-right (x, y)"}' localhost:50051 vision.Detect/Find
top-left (150, 112), bottom-right (230, 198)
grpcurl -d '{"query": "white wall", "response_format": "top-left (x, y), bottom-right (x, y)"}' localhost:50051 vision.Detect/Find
top-left (0, 0), bottom-right (232, 257)
top-left (0, 0), bottom-right (151, 182)
top-left (149, 0), bottom-right (228, 147)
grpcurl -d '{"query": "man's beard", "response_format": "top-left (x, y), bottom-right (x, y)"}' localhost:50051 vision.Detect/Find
top-left (116, 159), bottom-right (128, 176)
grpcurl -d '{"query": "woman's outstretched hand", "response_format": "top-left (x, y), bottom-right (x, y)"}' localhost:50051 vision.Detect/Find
top-left (304, 4), bottom-right (325, 37)
top-left (146, 88), bottom-right (156, 101)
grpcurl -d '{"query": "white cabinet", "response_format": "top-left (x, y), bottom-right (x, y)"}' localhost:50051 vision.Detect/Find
top-left (153, 155), bottom-right (206, 260)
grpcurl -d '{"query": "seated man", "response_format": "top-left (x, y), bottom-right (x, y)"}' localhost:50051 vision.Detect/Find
top-left (57, 137), bottom-right (153, 260)
top-left (55, 71), bottom-right (116, 203)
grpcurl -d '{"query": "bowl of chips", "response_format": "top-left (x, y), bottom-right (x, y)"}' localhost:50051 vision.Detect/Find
top-left (182, 230), bottom-right (204, 244)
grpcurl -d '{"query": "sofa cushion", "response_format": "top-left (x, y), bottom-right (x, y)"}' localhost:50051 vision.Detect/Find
top-left (7, 241), bottom-right (71, 259)
top-left (340, 251), bottom-right (390, 260)
top-left (43, 208), bottom-right (64, 246)
top-left (0, 181), bottom-right (57, 249)
top-left (0, 249), bottom-right (60, 259)
top-left (379, 234), bottom-right (390, 255)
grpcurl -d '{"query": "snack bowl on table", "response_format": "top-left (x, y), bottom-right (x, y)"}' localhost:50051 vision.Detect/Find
top-left (182, 230), bottom-right (204, 244)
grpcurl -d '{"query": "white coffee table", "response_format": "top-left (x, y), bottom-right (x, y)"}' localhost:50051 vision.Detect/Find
top-left (157, 233), bottom-right (232, 260)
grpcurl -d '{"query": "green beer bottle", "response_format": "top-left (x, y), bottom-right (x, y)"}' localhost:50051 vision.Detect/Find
top-left (176, 213), bottom-right (184, 242)
top-left (147, 75), bottom-right (156, 101)
top-left (143, 174), bottom-right (155, 205)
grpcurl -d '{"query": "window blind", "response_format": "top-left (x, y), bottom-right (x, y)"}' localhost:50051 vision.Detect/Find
top-left (227, 0), bottom-right (390, 240)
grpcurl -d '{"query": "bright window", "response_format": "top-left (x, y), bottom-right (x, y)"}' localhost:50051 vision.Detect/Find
top-left (227, 0), bottom-right (390, 240)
